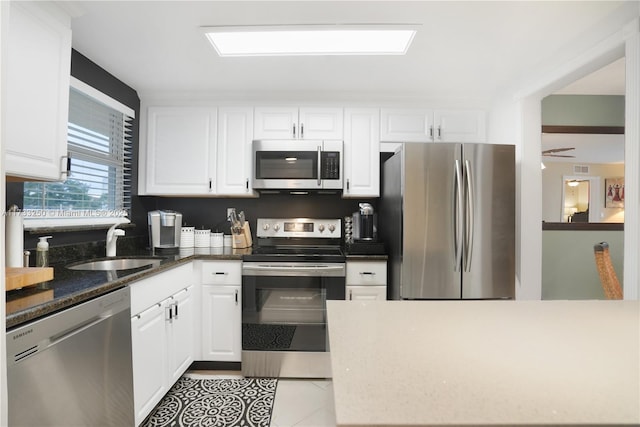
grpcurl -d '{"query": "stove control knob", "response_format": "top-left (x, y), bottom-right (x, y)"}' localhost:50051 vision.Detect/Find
top-left (328, 224), bottom-right (336, 233)
top-left (263, 223), bottom-right (270, 231)
top-left (273, 224), bottom-right (280, 232)
top-left (318, 224), bottom-right (325, 232)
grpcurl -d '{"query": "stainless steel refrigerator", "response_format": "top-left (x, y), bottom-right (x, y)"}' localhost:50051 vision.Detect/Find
top-left (380, 142), bottom-right (515, 300)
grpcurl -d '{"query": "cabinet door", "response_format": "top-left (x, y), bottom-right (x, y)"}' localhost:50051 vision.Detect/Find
top-left (343, 108), bottom-right (380, 197)
top-left (380, 108), bottom-right (433, 142)
top-left (5, 2), bottom-right (71, 181)
top-left (299, 107), bottom-right (343, 140)
top-left (254, 107), bottom-right (298, 139)
top-left (131, 302), bottom-right (168, 426)
top-left (201, 285), bottom-right (241, 362)
top-left (434, 110), bottom-right (486, 143)
top-left (146, 107), bottom-right (217, 194)
top-left (167, 287), bottom-right (194, 384)
top-left (346, 286), bottom-right (387, 301)
top-left (216, 107), bottom-right (254, 195)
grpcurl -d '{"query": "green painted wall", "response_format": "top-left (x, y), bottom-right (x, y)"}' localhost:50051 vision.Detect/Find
top-left (542, 95), bottom-right (625, 127)
top-left (542, 230), bottom-right (623, 300)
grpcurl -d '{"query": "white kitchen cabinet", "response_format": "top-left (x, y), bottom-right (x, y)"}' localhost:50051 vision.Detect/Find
top-left (145, 107), bottom-right (217, 194)
top-left (200, 261), bottom-right (242, 362)
top-left (130, 263), bottom-right (195, 426)
top-left (343, 108), bottom-right (380, 198)
top-left (254, 107), bottom-right (343, 140)
top-left (5, 1), bottom-right (71, 181)
top-left (346, 260), bottom-right (387, 301)
top-left (130, 301), bottom-right (166, 427)
top-left (167, 287), bottom-right (195, 384)
top-left (434, 110), bottom-right (486, 143)
top-left (346, 285), bottom-right (387, 301)
top-left (216, 107), bottom-right (255, 196)
top-left (380, 108), bottom-right (485, 143)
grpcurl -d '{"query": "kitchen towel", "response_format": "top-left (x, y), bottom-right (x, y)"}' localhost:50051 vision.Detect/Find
top-left (5, 210), bottom-right (24, 267)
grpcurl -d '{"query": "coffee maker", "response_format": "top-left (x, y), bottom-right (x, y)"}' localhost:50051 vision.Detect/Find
top-left (148, 210), bottom-right (182, 252)
top-left (352, 203), bottom-right (376, 241)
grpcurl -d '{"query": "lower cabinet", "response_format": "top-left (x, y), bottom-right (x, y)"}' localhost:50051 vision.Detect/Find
top-left (346, 285), bottom-right (387, 301)
top-left (130, 263), bottom-right (195, 426)
top-left (346, 260), bottom-right (388, 301)
top-left (200, 260), bottom-right (242, 362)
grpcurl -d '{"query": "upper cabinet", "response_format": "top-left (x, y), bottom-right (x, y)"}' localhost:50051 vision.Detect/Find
top-left (145, 107), bottom-right (217, 195)
top-left (343, 108), bottom-right (380, 198)
top-left (216, 107), bottom-right (254, 195)
top-left (254, 107), bottom-right (343, 140)
top-left (143, 106), bottom-right (256, 196)
top-left (5, 2), bottom-right (71, 181)
top-left (380, 108), bottom-right (486, 143)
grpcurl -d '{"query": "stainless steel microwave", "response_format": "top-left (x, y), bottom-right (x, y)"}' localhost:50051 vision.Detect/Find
top-left (252, 140), bottom-right (343, 190)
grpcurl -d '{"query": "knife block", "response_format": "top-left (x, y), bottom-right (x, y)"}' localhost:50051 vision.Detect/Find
top-left (232, 222), bottom-right (252, 249)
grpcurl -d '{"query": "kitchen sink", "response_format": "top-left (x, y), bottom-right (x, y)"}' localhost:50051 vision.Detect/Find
top-left (66, 256), bottom-right (165, 271)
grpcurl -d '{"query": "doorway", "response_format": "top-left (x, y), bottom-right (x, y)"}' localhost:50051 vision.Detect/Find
top-left (540, 58), bottom-right (625, 300)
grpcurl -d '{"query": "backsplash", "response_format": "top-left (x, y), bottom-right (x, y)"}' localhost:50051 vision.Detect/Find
top-left (24, 235), bottom-right (148, 268)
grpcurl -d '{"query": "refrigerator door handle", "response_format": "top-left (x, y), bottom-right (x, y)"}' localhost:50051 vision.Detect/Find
top-left (464, 159), bottom-right (475, 272)
top-left (454, 159), bottom-right (463, 272)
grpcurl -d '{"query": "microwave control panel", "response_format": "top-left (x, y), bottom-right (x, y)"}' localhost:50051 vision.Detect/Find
top-left (321, 152), bottom-right (340, 180)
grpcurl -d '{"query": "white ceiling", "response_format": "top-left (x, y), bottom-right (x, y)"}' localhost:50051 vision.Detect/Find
top-left (67, 1), bottom-right (631, 101)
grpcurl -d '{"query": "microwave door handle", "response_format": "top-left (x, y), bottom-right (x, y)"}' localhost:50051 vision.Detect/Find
top-left (317, 145), bottom-right (322, 186)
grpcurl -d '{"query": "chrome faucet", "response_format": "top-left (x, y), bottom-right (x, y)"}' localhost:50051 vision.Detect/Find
top-left (106, 223), bottom-right (125, 257)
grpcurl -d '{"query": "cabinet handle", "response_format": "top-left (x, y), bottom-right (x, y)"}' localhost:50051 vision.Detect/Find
top-left (437, 126), bottom-right (442, 139)
top-left (60, 154), bottom-right (70, 179)
top-left (346, 179), bottom-right (350, 191)
top-left (165, 305), bottom-right (173, 322)
top-left (246, 179), bottom-right (249, 190)
top-left (235, 289), bottom-right (239, 305)
top-left (359, 272), bottom-right (375, 275)
top-left (209, 178), bottom-right (213, 191)
top-left (173, 302), bottom-right (179, 320)
top-left (293, 124), bottom-right (296, 138)
top-left (214, 272), bottom-right (228, 275)
top-left (301, 123), bottom-right (304, 139)
top-left (429, 125), bottom-right (434, 139)
top-left (349, 289), bottom-right (353, 300)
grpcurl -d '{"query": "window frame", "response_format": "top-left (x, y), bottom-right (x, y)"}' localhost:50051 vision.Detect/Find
top-left (23, 77), bottom-right (135, 230)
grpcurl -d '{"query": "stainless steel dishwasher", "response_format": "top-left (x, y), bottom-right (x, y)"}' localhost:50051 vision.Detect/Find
top-left (6, 286), bottom-right (134, 427)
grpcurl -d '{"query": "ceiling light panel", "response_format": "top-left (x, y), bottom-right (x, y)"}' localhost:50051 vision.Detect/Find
top-left (202, 25), bottom-right (417, 57)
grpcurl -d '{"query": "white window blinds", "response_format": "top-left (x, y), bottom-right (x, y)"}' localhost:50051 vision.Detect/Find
top-left (23, 81), bottom-right (133, 226)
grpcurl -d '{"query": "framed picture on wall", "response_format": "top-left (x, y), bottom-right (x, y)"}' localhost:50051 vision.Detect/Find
top-left (605, 177), bottom-right (624, 208)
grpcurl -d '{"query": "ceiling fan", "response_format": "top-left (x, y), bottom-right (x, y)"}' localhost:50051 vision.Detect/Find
top-left (542, 147), bottom-right (575, 158)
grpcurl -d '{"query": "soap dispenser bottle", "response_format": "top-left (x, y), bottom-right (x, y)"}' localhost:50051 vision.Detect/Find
top-left (36, 236), bottom-right (52, 267)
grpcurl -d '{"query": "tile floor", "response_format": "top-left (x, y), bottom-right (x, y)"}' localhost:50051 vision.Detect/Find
top-left (186, 370), bottom-right (336, 427)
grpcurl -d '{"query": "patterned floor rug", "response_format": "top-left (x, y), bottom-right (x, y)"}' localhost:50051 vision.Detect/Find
top-left (142, 376), bottom-right (278, 427)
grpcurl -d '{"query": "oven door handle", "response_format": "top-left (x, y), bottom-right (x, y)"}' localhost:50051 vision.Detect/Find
top-left (242, 263), bottom-right (345, 277)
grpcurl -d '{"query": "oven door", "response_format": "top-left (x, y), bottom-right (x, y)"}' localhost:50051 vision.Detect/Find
top-left (241, 262), bottom-right (345, 377)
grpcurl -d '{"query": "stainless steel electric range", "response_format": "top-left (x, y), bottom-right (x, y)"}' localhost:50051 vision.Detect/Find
top-left (241, 218), bottom-right (345, 378)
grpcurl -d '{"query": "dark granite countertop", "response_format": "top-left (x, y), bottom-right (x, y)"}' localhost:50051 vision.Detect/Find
top-left (6, 247), bottom-right (246, 330)
top-left (6, 242), bottom-right (386, 330)
top-left (345, 254), bottom-right (388, 260)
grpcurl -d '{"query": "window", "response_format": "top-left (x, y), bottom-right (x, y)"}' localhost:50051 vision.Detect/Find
top-left (23, 78), bottom-right (134, 228)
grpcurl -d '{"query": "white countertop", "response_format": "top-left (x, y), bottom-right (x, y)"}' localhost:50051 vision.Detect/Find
top-left (327, 300), bottom-right (640, 426)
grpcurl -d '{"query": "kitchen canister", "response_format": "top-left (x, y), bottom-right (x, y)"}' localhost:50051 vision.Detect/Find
top-left (5, 205), bottom-right (24, 268)
top-left (210, 232), bottom-right (224, 248)
top-left (194, 229), bottom-right (210, 248)
top-left (223, 235), bottom-right (232, 247)
top-left (180, 226), bottom-right (195, 248)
